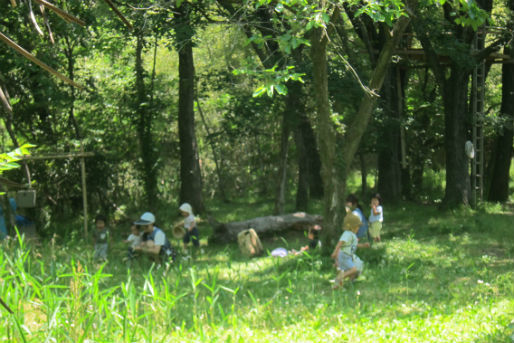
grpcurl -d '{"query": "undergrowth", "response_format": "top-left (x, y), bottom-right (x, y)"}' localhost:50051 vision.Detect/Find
top-left (0, 203), bottom-right (513, 342)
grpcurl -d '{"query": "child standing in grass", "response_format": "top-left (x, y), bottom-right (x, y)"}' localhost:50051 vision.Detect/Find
top-left (179, 203), bottom-right (199, 251)
top-left (93, 214), bottom-right (110, 261)
top-left (331, 213), bottom-right (364, 289)
top-left (368, 193), bottom-right (384, 242)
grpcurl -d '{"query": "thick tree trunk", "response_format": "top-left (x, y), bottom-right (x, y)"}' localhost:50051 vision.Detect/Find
top-left (442, 67), bottom-right (471, 206)
top-left (175, 3), bottom-right (205, 213)
top-left (311, 27), bottom-right (342, 247)
top-left (487, 42), bottom-right (514, 202)
top-left (209, 212), bottom-right (322, 243)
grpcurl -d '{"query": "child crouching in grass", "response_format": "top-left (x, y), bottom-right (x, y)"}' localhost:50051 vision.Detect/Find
top-left (331, 213), bottom-right (365, 289)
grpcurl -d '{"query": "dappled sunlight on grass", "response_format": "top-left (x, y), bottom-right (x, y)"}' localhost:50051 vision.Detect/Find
top-left (0, 202), bottom-right (513, 342)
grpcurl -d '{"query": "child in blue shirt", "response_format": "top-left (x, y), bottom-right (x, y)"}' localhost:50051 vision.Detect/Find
top-left (331, 213), bottom-right (365, 289)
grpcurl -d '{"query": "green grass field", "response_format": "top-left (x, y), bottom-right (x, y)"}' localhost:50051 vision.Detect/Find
top-left (1, 202), bottom-right (513, 342)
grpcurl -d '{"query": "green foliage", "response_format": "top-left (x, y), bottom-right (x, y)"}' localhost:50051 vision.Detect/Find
top-left (0, 145), bottom-right (33, 174)
top-left (233, 65), bottom-right (305, 97)
top-left (354, 0), bottom-right (407, 26)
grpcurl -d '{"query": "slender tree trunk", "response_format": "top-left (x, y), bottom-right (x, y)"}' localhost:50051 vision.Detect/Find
top-left (274, 109), bottom-right (291, 214)
top-left (196, 95), bottom-right (228, 201)
top-left (275, 80), bottom-right (308, 214)
top-left (377, 69), bottom-right (403, 201)
top-left (487, 41), bottom-right (514, 202)
top-left (135, 33), bottom-right (158, 208)
top-left (175, 3), bottom-right (204, 213)
top-left (360, 152), bottom-right (368, 195)
top-left (303, 120), bottom-right (324, 198)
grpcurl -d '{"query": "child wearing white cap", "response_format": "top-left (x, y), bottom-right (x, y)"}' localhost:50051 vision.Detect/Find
top-left (179, 203), bottom-right (199, 251)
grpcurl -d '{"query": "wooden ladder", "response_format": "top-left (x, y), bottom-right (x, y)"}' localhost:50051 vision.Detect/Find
top-left (471, 29), bottom-right (486, 208)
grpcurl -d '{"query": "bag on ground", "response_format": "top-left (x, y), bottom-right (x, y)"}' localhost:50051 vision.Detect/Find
top-left (237, 228), bottom-right (263, 257)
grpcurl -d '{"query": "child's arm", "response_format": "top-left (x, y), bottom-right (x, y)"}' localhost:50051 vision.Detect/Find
top-left (136, 240), bottom-right (161, 255)
top-left (372, 205), bottom-right (381, 216)
top-left (189, 218), bottom-right (196, 231)
top-left (357, 242), bottom-right (371, 248)
top-left (331, 241), bottom-right (344, 259)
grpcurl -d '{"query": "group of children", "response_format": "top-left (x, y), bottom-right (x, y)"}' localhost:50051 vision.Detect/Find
top-left (92, 202), bottom-right (199, 263)
top-left (331, 193), bottom-right (383, 289)
top-left (93, 193), bottom-right (384, 291)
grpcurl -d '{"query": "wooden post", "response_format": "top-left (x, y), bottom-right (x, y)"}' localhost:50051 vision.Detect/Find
top-left (80, 144), bottom-right (88, 239)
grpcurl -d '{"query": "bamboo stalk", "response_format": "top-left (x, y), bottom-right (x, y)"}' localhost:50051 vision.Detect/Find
top-left (80, 145), bottom-right (89, 238)
top-left (0, 31), bottom-right (85, 90)
top-left (33, 0), bottom-right (86, 26)
top-left (0, 86), bottom-right (13, 113)
top-left (40, 4), bottom-right (55, 44)
top-left (29, 0), bottom-right (44, 36)
top-left (9, 0), bottom-right (16, 7)
top-left (102, 0), bottom-right (133, 30)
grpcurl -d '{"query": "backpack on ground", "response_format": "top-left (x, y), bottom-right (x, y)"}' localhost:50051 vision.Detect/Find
top-left (237, 228), bottom-right (263, 257)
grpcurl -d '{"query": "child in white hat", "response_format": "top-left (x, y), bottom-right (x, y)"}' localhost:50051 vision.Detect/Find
top-left (179, 203), bottom-right (199, 251)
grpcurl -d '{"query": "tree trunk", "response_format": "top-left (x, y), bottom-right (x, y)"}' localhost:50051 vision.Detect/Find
top-left (360, 152), bottom-right (368, 195)
top-left (442, 67), bottom-right (471, 206)
top-left (487, 41), bottom-right (514, 202)
top-left (311, 27), bottom-right (342, 247)
top-left (273, 110), bottom-right (291, 214)
top-left (312, 17), bottom-right (410, 248)
top-left (293, 115), bottom-right (309, 211)
top-left (294, 112), bottom-right (324, 205)
top-left (175, 3), bottom-right (205, 213)
top-left (209, 212), bottom-right (322, 244)
top-left (303, 119), bottom-right (324, 198)
top-left (377, 68), bottom-right (403, 202)
top-left (135, 33), bottom-right (158, 208)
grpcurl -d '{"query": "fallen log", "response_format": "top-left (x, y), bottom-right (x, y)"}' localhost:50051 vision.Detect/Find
top-left (208, 212), bottom-right (323, 244)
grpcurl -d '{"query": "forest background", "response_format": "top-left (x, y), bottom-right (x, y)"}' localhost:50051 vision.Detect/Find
top-left (0, 0), bottom-right (513, 240)
top-left (1, 1), bottom-right (514, 342)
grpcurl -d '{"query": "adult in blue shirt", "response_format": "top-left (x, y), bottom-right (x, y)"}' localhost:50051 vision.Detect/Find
top-left (133, 212), bottom-right (174, 263)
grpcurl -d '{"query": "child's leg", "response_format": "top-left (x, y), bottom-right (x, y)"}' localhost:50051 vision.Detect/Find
top-left (191, 228), bottom-right (200, 248)
top-left (343, 267), bottom-right (358, 280)
top-left (183, 231), bottom-right (190, 251)
top-left (333, 270), bottom-right (345, 289)
top-left (333, 267), bottom-right (358, 289)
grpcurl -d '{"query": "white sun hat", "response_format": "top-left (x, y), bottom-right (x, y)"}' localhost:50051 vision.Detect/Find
top-left (179, 203), bottom-right (193, 215)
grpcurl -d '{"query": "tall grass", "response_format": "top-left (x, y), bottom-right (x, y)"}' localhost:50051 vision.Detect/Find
top-left (1, 203), bottom-right (513, 342)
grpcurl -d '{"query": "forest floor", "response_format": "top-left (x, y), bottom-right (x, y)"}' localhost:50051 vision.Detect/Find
top-left (1, 201), bottom-right (513, 342)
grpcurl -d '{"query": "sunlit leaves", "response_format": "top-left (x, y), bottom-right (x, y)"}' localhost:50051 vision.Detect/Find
top-left (354, 0), bottom-right (406, 26)
top-left (0, 144), bottom-right (35, 174)
top-left (233, 65), bottom-right (305, 97)
top-left (452, 0), bottom-right (490, 30)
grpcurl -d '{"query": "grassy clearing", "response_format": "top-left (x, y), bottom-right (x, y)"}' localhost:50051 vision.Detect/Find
top-left (1, 202), bottom-right (513, 342)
